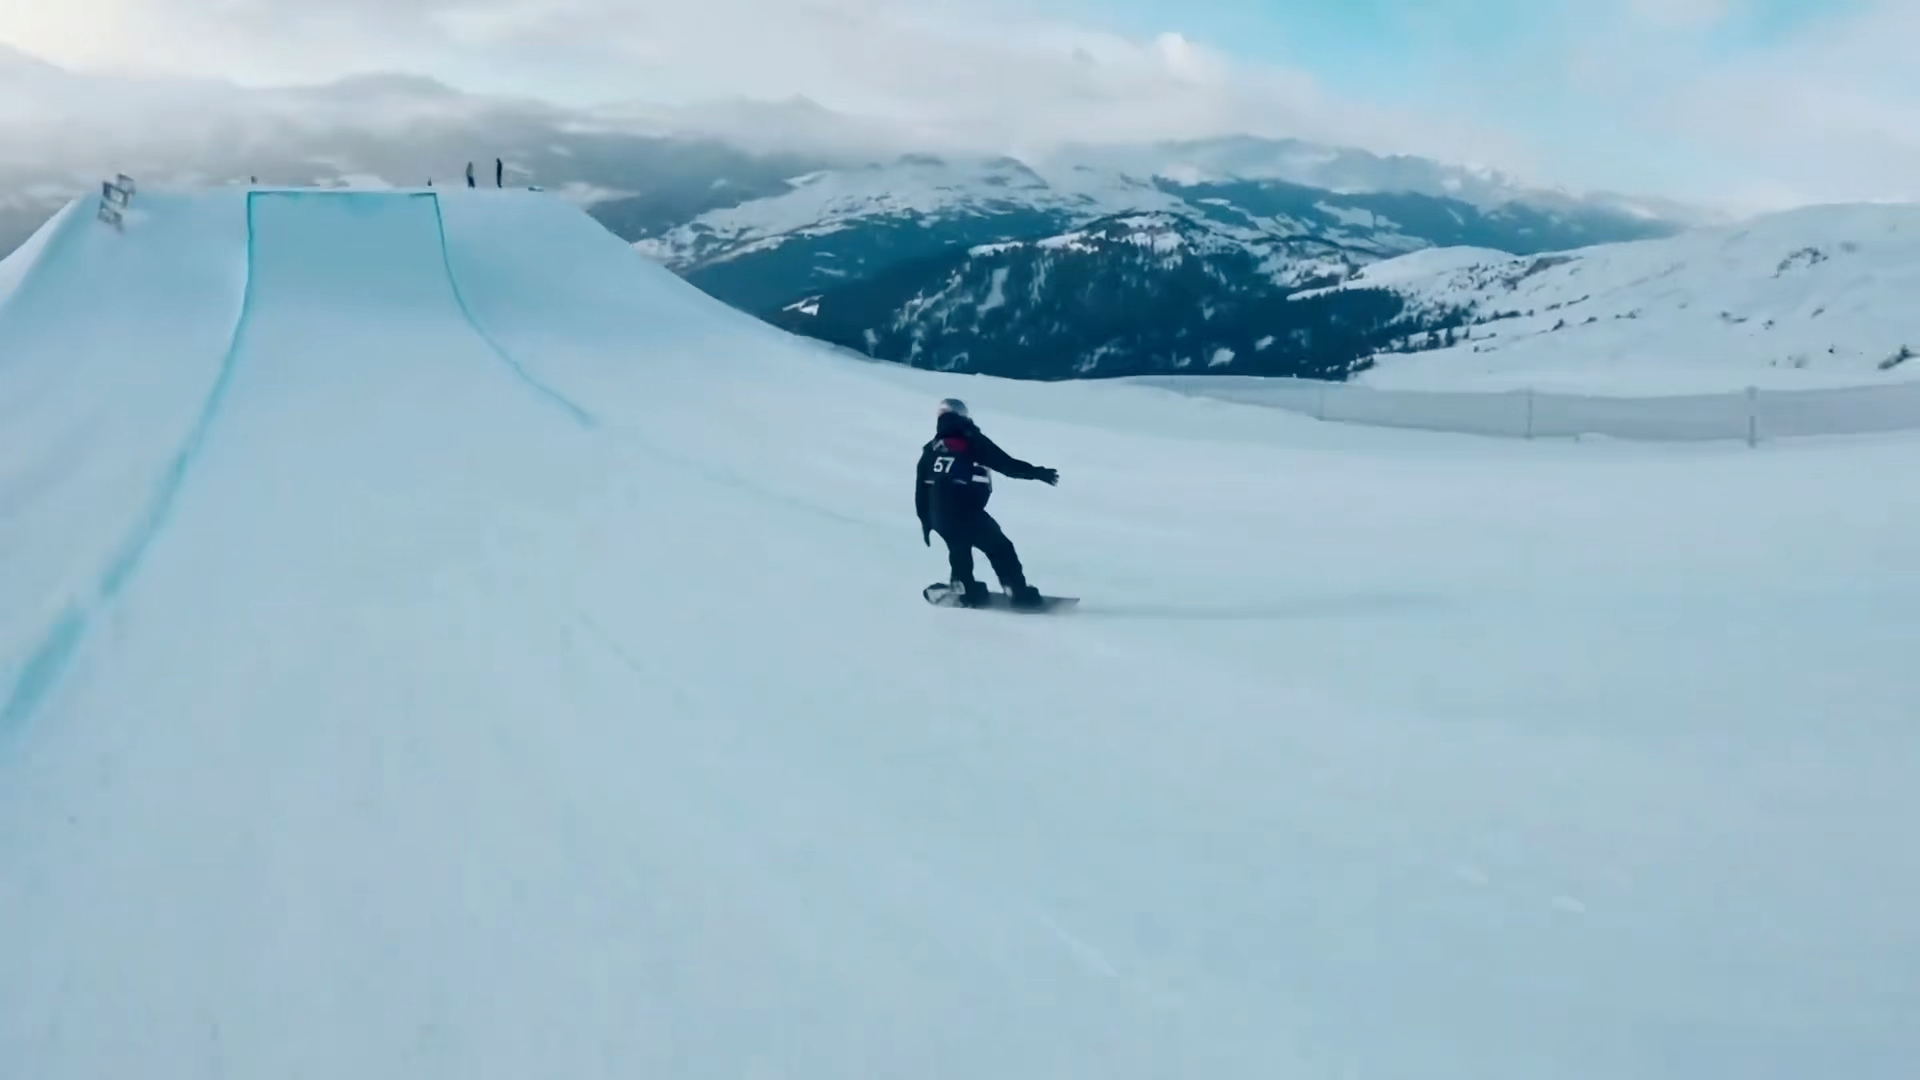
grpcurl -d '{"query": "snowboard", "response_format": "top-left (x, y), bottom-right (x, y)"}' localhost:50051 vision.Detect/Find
top-left (922, 582), bottom-right (1079, 613)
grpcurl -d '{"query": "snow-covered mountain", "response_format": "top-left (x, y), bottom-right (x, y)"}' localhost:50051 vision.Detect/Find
top-left (718, 152), bottom-right (1700, 380)
top-left (1032, 135), bottom-right (1725, 226)
top-left (632, 155), bottom-right (1145, 312)
top-left (765, 210), bottom-right (1411, 380)
top-left (1299, 203), bottom-right (1920, 393)
top-left (638, 151), bottom-right (1680, 320)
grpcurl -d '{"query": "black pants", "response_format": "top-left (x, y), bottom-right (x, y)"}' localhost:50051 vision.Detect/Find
top-left (936, 509), bottom-right (1027, 591)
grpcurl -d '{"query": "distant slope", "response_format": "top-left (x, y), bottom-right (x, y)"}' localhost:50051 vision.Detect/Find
top-left (1300, 203), bottom-right (1920, 392)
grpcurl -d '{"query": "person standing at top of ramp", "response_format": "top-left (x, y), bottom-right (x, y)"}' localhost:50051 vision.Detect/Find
top-left (916, 398), bottom-right (1058, 610)
top-left (465, 161), bottom-right (475, 188)
top-left (496, 158), bottom-right (504, 187)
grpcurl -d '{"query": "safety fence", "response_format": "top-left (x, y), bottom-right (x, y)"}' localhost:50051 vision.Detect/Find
top-left (1125, 374), bottom-right (1920, 445)
top-left (96, 174), bottom-right (135, 231)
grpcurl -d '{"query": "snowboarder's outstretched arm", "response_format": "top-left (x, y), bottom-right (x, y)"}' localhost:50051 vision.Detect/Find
top-left (972, 431), bottom-right (1059, 485)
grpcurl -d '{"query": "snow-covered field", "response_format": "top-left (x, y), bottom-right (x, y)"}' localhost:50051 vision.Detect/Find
top-left (2, 188), bottom-right (1916, 1079)
top-left (1318, 202), bottom-right (1920, 393)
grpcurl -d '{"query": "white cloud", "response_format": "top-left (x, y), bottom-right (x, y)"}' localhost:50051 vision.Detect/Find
top-left (1569, 0), bottom-right (1920, 207)
top-left (0, 0), bottom-right (1532, 174)
top-left (1, 0), bottom-right (1914, 209)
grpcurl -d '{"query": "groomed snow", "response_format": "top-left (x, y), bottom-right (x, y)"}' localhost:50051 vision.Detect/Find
top-left (2, 188), bottom-right (1916, 1079)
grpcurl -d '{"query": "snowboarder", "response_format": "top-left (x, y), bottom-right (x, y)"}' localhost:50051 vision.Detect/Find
top-left (916, 398), bottom-right (1058, 609)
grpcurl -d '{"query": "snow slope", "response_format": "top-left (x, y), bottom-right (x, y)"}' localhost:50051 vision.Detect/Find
top-left (3, 188), bottom-right (1918, 1079)
top-left (1316, 202), bottom-right (1920, 393)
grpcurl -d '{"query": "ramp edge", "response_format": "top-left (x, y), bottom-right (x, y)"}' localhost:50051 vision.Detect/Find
top-left (428, 194), bottom-right (595, 429)
top-left (2, 192), bottom-right (260, 731)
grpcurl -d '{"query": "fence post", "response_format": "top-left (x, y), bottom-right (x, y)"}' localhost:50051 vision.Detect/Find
top-left (1524, 387), bottom-right (1535, 439)
top-left (1746, 386), bottom-right (1759, 447)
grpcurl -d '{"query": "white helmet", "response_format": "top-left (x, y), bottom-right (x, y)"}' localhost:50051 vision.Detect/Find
top-left (936, 397), bottom-right (968, 417)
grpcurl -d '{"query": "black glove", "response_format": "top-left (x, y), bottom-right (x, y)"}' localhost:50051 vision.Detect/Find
top-left (1033, 466), bottom-right (1059, 486)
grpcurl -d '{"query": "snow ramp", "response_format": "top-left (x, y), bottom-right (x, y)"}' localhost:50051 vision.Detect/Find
top-left (3, 188), bottom-right (1918, 1079)
top-left (1, 189), bottom-right (595, 727)
top-left (0, 192), bottom-right (249, 698)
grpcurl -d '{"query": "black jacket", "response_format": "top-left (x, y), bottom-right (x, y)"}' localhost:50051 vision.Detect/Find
top-left (916, 412), bottom-right (1050, 532)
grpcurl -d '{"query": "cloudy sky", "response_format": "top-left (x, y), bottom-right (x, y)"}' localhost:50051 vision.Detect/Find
top-left (1, 0), bottom-right (1913, 210)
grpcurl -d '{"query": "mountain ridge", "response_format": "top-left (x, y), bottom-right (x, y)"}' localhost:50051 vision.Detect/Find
top-left (636, 150), bottom-right (1680, 321)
